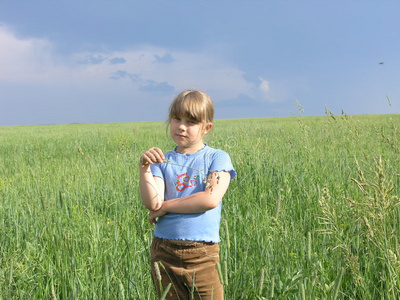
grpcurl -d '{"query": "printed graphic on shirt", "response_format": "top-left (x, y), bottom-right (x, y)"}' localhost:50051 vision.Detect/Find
top-left (175, 172), bottom-right (199, 192)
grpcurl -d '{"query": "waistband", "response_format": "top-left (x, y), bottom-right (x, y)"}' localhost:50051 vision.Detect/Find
top-left (153, 236), bottom-right (217, 249)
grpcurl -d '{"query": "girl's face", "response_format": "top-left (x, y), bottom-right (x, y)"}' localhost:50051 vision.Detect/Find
top-left (170, 117), bottom-right (213, 153)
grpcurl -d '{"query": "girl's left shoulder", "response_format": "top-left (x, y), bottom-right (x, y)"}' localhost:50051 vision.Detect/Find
top-left (204, 146), bottom-right (231, 158)
top-left (205, 146), bottom-right (236, 179)
top-left (204, 146), bottom-right (234, 165)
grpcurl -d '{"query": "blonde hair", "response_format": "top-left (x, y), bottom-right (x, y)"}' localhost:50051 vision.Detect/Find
top-left (168, 90), bottom-right (214, 126)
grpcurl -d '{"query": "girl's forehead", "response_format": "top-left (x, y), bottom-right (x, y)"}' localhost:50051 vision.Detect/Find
top-left (170, 100), bottom-right (209, 122)
top-left (172, 111), bottom-right (199, 120)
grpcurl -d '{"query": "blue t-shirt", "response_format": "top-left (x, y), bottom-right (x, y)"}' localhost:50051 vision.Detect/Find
top-left (150, 145), bottom-right (236, 243)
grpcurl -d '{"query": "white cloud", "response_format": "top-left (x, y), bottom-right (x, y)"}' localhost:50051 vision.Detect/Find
top-left (257, 77), bottom-right (284, 103)
top-left (259, 77), bottom-right (270, 93)
top-left (0, 25), bottom-right (254, 102)
top-left (0, 25), bottom-right (55, 82)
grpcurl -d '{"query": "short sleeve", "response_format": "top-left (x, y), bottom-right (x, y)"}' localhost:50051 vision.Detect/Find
top-left (209, 150), bottom-right (237, 180)
top-left (150, 163), bottom-right (164, 180)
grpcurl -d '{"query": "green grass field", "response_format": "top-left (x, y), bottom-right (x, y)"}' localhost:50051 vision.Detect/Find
top-left (1, 113), bottom-right (399, 299)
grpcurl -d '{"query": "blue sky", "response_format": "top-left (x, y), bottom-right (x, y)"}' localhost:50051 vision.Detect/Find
top-left (1, 1), bottom-right (399, 126)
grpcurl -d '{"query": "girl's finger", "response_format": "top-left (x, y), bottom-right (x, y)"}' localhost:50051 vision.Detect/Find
top-left (149, 148), bottom-right (164, 163)
top-left (141, 153), bottom-right (156, 165)
top-left (149, 215), bottom-right (157, 224)
top-left (153, 148), bottom-right (165, 161)
top-left (148, 149), bottom-right (164, 163)
top-left (145, 152), bottom-right (158, 164)
top-left (140, 154), bottom-right (152, 165)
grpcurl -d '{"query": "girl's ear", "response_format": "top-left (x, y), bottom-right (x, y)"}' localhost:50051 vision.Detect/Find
top-left (204, 122), bottom-right (213, 134)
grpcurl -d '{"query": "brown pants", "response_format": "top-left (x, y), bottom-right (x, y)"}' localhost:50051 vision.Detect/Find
top-left (150, 237), bottom-right (224, 300)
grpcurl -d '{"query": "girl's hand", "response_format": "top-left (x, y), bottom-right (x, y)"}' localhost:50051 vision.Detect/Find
top-left (149, 208), bottom-right (167, 224)
top-left (139, 147), bottom-right (165, 166)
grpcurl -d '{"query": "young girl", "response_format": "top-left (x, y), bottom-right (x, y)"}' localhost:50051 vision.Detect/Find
top-left (139, 90), bottom-right (236, 299)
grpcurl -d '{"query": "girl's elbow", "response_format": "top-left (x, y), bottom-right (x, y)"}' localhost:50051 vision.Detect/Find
top-left (144, 199), bottom-right (163, 211)
top-left (207, 197), bottom-right (222, 210)
top-left (143, 202), bottom-right (153, 211)
top-left (151, 201), bottom-right (163, 211)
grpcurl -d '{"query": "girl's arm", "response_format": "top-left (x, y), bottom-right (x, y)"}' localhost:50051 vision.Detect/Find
top-left (139, 147), bottom-right (165, 211)
top-left (149, 171), bottom-right (231, 224)
top-left (139, 165), bottom-right (165, 211)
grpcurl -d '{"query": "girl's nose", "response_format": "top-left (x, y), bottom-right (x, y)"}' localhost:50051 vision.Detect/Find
top-left (178, 122), bottom-right (186, 130)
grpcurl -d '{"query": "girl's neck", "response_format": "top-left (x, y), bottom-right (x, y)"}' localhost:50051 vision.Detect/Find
top-left (176, 142), bottom-right (206, 154)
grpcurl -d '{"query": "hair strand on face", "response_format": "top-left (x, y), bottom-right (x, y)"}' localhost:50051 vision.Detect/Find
top-left (167, 90), bottom-right (214, 132)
